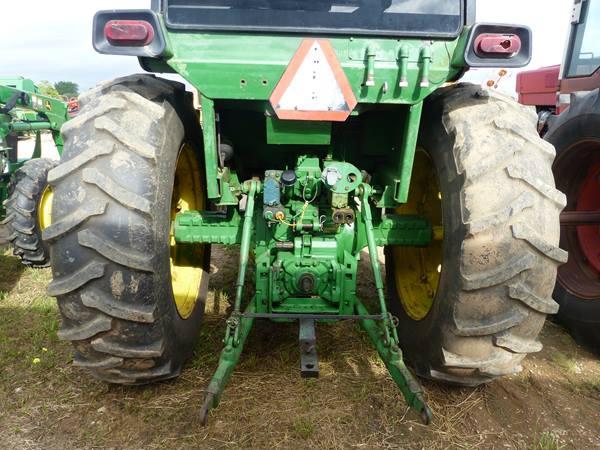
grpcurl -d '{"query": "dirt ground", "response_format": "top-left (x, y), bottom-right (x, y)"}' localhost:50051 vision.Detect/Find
top-left (0, 245), bottom-right (599, 449)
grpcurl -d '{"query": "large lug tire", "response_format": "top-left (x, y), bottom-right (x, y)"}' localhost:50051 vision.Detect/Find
top-left (1, 158), bottom-right (57, 267)
top-left (386, 84), bottom-right (566, 385)
top-left (545, 89), bottom-right (600, 352)
top-left (45, 74), bottom-right (211, 384)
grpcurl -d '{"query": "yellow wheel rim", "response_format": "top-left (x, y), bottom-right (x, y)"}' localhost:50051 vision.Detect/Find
top-left (170, 144), bottom-right (206, 319)
top-left (393, 149), bottom-right (443, 321)
top-left (38, 185), bottom-right (53, 231)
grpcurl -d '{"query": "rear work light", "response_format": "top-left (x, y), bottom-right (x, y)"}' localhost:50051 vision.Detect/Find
top-left (104, 20), bottom-right (154, 46)
top-left (474, 34), bottom-right (522, 57)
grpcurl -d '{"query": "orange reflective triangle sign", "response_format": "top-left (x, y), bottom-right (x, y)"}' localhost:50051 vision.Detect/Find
top-left (270, 39), bottom-right (357, 122)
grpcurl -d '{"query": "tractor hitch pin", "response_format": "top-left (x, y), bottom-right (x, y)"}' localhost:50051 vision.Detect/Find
top-left (357, 183), bottom-right (433, 424)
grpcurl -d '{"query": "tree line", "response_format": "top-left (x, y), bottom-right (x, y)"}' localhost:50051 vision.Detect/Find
top-left (37, 80), bottom-right (79, 100)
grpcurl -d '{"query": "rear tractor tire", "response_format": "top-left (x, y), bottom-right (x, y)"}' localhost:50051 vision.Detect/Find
top-left (1, 158), bottom-right (57, 267)
top-left (45, 74), bottom-right (210, 384)
top-left (386, 84), bottom-right (566, 385)
top-left (545, 89), bottom-right (600, 352)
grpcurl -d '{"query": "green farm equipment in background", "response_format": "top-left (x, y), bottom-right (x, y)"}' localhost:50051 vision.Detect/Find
top-left (0, 77), bottom-right (68, 267)
top-left (45, 1), bottom-right (566, 424)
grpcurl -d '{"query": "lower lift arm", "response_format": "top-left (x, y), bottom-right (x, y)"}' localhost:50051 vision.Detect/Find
top-left (358, 183), bottom-right (432, 424)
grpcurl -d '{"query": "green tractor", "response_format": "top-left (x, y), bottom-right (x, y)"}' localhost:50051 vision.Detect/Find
top-left (45, 1), bottom-right (566, 423)
top-left (0, 77), bottom-right (68, 267)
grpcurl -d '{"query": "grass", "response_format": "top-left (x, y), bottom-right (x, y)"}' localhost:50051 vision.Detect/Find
top-left (0, 259), bottom-right (62, 386)
top-left (0, 248), bottom-right (599, 449)
top-left (291, 417), bottom-right (315, 439)
top-left (550, 351), bottom-right (578, 373)
top-left (532, 431), bottom-right (566, 450)
top-left (586, 375), bottom-right (600, 393)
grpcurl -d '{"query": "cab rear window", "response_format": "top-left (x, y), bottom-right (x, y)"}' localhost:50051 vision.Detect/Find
top-left (164, 0), bottom-right (463, 38)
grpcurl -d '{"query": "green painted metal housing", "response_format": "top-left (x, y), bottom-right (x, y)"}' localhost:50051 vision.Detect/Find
top-left (166, 32), bottom-right (467, 103)
top-left (162, 29), bottom-right (469, 207)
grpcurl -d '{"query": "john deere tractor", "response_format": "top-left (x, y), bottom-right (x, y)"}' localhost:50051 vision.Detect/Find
top-left (0, 77), bottom-right (68, 267)
top-left (45, 1), bottom-right (565, 423)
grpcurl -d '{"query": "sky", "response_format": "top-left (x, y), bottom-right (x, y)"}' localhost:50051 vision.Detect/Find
top-left (0, 0), bottom-right (574, 96)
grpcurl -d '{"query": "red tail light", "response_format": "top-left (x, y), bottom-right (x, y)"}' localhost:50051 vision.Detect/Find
top-left (104, 20), bottom-right (154, 46)
top-left (474, 34), bottom-right (522, 56)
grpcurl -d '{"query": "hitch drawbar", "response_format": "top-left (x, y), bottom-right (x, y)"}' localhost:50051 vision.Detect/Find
top-left (198, 182), bottom-right (432, 425)
top-left (299, 318), bottom-right (319, 378)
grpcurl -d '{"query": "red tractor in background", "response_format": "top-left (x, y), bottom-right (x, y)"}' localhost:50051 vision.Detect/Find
top-left (66, 97), bottom-right (79, 116)
top-left (516, 64), bottom-right (560, 131)
top-left (517, 0), bottom-right (600, 351)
